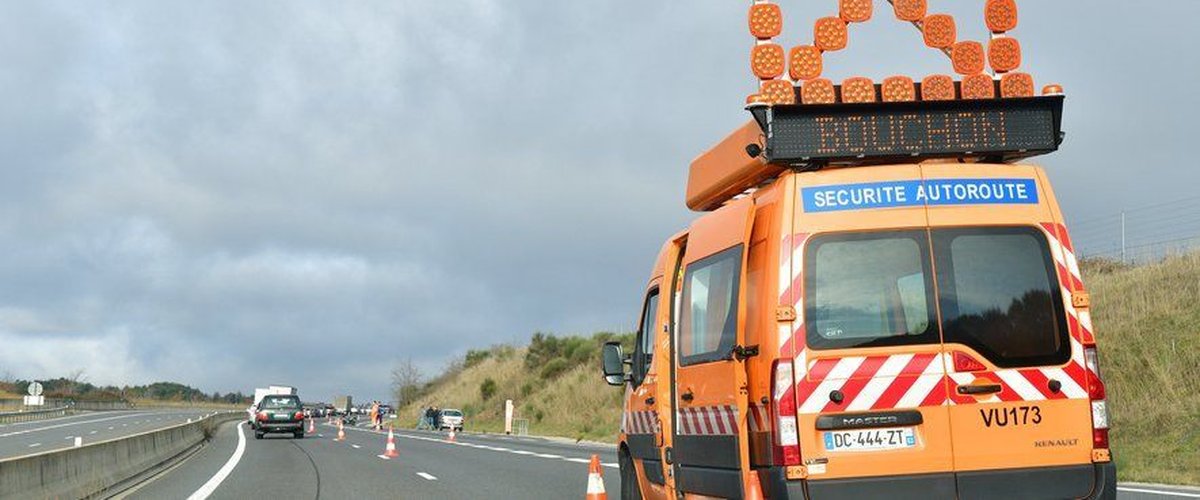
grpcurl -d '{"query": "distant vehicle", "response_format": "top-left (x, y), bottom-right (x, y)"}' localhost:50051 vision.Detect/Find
top-left (379, 404), bottom-right (394, 417)
top-left (252, 394), bottom-right (306, 439)
top-left (333, 395), bottom-right (352, 415)
top-left (438, 409), bottom-right (463, 431)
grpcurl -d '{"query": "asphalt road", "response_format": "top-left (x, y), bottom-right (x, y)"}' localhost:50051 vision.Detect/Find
top-left (121, 419), bottom-right (1198, 499)
top-left (125, 419), bottom-right (621, 499)
top-left (0, 409), bottom-right (218, 460)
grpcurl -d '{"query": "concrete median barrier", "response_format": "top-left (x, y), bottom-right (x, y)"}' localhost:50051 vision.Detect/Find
top-left (0, 411), bottom-right (242, 499)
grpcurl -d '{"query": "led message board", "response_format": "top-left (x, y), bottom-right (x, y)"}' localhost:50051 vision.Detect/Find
top-left (751, 95), bottom-right (1063, 164)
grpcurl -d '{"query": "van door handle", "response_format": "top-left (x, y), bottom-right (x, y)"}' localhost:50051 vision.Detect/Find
top-left (681, 390), bottom-right (694, 403)
top-left (645, 397), bottom-right (655, 405)
top-left (957, 383), bottom-right (1002, 395)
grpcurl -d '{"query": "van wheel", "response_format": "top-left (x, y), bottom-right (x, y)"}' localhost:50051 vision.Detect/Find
top-left (619, 449), bottom-right (642, 500)
top-left (254, 431), bottom-right (264, 440)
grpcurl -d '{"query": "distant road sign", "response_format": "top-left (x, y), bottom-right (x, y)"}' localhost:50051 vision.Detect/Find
top-left (28, 382), bottom-right (43, 396)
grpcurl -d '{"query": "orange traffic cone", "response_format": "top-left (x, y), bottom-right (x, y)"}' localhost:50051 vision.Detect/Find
top-left (336, 419), bottom-right (346, 441)
top-left (585, 454), bottom-right (607, 499)
top-left (383, 428), bottom-right (400, 458)
top-left (307, 418), bottom-right (316, 434)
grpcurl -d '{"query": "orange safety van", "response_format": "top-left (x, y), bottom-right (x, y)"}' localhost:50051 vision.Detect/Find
top-left (601, 2), bottom-right (1115, 499)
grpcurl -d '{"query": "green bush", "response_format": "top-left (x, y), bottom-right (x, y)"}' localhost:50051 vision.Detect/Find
top-left (539, 358), bottom-right (571, 380)
top-left (464, 349), bottom-right (491, 368)
top-left (520, 382), bottom-right (535, 397)
top-left (480, 378), bottom-right (497, 400)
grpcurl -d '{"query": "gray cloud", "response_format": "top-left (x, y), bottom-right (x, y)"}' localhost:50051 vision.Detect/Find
top-left (1, 1), bottom-right (1197, 400)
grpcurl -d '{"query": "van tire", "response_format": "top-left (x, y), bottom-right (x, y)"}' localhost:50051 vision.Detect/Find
top-left (619, 449), bottom-right (642, 500)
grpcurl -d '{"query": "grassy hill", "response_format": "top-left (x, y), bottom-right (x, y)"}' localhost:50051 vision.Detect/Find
top-left (398, 334), bottom-right (631, 442)
top-left (1084, 252), bottom-right (1200, 485)
top-left (404, 253), bottom-right (1200, 484)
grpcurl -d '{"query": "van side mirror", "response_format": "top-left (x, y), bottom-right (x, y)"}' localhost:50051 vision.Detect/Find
top-left (602, 341), bottom-right (627, 386)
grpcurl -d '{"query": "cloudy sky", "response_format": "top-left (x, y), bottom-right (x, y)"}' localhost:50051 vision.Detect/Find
top-left (2, 2), bottom-right (1197, 401)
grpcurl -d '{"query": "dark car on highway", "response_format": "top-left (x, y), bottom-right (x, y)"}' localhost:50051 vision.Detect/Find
top-left (252, 394), bottom-right (306, 439)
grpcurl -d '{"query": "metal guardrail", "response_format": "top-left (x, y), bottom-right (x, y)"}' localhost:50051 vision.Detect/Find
top-left (0, 406), bottom-right (70, 424)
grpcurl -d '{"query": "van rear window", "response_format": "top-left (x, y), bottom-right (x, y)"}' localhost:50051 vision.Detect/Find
top-left (933, 227), bottom-right (1069, 367)
top-left (805, 227), bottom-right (1069, 367)
top-left (805, 231), bottom-right (938, 349)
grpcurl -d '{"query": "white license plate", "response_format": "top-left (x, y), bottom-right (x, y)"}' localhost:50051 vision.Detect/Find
top-left (823, 426), bottom-right (916, 452)
top-left (273, 414), bottom-right (289, 420)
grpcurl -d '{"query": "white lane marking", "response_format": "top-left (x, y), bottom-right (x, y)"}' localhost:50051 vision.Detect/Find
top-left (64, 436), bottom-right (74, 440)
top-left (89, 431), bottom-right (97, 435)
top-left (377, 455), bottom-right (391, 460)
top-left (351, 444), bottom-right (361, 449)
top-left (108, 426), bottom-right (115, 430)
top-left (1119, 487), bottom-right (1200, 498)
top-left (564, 458), bottom-right (589, 464)
top-left (534, 453), bottom-right (562, 459)
top-left (187, 422), bottom-right (246, 500)
top-left (28, 443), bottom-right (41, 448)
top-left (0, 413), bottom-right (148, 438)
top-left (417, 472), bottom-right (437, 481)
top-left (337, 425), bottom-right (617, 471)
top-left (603, 463), bottom-right (618, 469)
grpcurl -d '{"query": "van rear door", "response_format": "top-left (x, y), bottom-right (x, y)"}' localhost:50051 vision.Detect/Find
top-left (671, 199), bottom-right (752, 499)
top-left (923, 164), bottom-right (1097, 498)
top-left (791, 166), bottom-right (956, 498)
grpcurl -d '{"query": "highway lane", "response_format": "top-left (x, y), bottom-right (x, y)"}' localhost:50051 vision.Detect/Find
top-left (0, 409), bottom-right (220, 460)
top-left (129, 420), bottom-right (621, 499)
top-left (126, 419), bottom-right (1200, 499)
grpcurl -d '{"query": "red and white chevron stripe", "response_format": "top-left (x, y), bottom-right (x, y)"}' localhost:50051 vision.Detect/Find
top-left (622, 410), bottom-right (660, 435)
top-left (676, 405), bottom-right (738, 436)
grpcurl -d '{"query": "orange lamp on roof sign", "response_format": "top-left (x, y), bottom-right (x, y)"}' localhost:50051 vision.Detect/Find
top-left (801, 78), bottom-right (836, 104)
top-left (988, 37), bottom-right (1022, 73)
top-left (749, 3), bottom-right (783, 39)
top-left (985, 0), bottom-right (1019, 33)
top-left (961, 73), bottom-right (996, 99)
top-left (922, 14), bottom-right (956, 49)
top-left (841, 77), bottom-right (877, 103)
top-left (839, 0), bottom-right (872, 23)
top-left (814, 17), bottom-right (849, 51)
top-left (1000, 72), bottom-right (1035, 98)
top-left (789, 45), bottom-right (823, 81)
top-left (892, 0), bottom-right (927, 22)
top-left (881, 76), bottom-right (916, 102)
top-left (760, 79), bottom-right (796, 105)
top-left (751, 44), bottom-right (786, 80)
top-left (920, 74), bottom-right (957, 101)
top-left (951, 41), bottom-right (986, 75)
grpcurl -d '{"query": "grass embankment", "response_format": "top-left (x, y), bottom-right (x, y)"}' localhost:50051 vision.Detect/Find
top-left (1084, 253), bottom-right (1200, 485)
top-left (404, 254), bottom-right (1199, 484)
top-left (397, 334), bottom-right (630, 442)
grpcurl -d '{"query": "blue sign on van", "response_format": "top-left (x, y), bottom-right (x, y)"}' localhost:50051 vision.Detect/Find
top-left (801, 178), bottom-right (1038, 213)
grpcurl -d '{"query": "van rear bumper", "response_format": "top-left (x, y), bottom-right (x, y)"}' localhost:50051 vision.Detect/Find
top-left (759, 462), bottom-right (1116, 499)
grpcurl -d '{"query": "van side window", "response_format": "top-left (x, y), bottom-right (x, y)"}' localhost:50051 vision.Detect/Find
top-left (679, 245), bottom-right (743, 365)
top-left (932, 227), bottom-right (1069, 367)
top-left (805, 232), bottom-right (938, 349)
top-left (633, 289), bottom-right (660, 385)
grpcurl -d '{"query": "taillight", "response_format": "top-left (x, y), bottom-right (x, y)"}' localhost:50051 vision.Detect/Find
top-left (295, 411), bottom-right (305, 420)
top-left (770, 359), bottom-right (802, 466)
top-left (256, 412), bottom-right (268, 421)
top-left (1083, 347), bottom-right (1110, 450)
